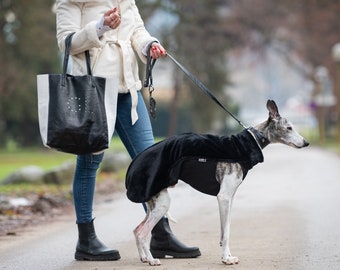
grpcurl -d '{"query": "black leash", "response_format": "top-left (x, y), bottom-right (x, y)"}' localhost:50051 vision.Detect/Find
top-left (144, 50), bottom-right (248, 129)
top-left (167, 53), bottom-right (247, 129)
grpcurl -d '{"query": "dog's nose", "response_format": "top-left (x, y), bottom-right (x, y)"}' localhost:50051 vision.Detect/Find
top-left (303, 140), bottom-right (309, 147)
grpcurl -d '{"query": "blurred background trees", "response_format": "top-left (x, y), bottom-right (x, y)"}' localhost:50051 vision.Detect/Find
top-left (1, 0), bottom-right (340, 148)
top-left (0, 0), bottom-right (59, 147)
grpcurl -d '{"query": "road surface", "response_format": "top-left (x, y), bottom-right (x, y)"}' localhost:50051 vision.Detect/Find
top-left (1, 145), bottom-right (340, 270)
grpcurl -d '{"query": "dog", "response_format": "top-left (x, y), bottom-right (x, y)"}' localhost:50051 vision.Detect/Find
top-left (125, 100), bottom-right (309, 266)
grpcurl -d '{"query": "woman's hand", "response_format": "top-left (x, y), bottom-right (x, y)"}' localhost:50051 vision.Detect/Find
top-left (150, 43), bottom-right (167, 59)
top-left (103, 7), bottom-right (121, 29)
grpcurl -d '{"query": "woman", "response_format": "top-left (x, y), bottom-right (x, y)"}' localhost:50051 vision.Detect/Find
top-left (56, 0), bottom-right (201, 261)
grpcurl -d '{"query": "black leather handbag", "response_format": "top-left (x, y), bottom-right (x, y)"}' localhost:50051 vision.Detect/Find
top-left (37, 33), bottom-right (118, 155)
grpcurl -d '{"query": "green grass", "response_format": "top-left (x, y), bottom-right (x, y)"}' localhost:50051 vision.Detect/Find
top-left (0, 137), bottom-right (128, 182)
top-left (0, 136), bottom-right (164, 183)
top-left (0, 149), bottom-right (72, 181)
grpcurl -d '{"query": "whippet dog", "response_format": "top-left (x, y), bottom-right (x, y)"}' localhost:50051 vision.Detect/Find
top-left (125, 100), bottom-right (309, 266)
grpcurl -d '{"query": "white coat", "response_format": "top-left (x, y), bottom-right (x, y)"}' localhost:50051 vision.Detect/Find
top-left (56, 0), bottom-right (158, 123)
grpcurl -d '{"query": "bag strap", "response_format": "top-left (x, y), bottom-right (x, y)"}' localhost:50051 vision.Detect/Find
top-left (85, 51), bottom-right (92, 76)
top-left (62, 32), bottom-right (92, 86)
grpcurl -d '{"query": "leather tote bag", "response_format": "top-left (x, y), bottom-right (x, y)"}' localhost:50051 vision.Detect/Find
top-left (37, 33), bottom-right (118, 155)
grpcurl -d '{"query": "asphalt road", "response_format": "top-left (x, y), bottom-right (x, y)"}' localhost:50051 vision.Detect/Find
top-left (1, 145), bottom-right (340, 270)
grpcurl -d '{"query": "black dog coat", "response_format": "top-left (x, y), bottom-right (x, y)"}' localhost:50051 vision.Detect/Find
top-left (126, 128), bottom-right (265, 203)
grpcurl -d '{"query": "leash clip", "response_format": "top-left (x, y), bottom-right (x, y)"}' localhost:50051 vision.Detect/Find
top-left (148, 85), bottom-right (156, 119)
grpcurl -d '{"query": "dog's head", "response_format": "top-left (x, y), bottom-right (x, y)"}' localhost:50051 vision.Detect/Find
top-left (264, 100), bottom-right (309, 148)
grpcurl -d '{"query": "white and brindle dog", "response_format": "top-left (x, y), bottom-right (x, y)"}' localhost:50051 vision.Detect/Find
top-left (125, 100), bottom-right (309, 266)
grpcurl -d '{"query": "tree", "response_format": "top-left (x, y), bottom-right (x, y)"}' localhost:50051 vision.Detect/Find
top-left (220, 0), bottom-right (340, 138)
top-left (0, 0), bottom-right (60, 147)
top-left (221, 0), bottom-right (340, 79)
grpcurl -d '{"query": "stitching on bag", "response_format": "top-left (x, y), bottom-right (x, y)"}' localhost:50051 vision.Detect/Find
top-left (67, 96), bottom-right (94, 115)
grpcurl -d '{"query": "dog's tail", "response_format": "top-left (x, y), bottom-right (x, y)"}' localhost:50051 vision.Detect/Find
top-left (166, 211), bottom-right (177, 223)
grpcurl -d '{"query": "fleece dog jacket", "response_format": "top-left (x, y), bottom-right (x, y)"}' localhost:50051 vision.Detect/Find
top-left (126, 129), bottom-right (265, 203)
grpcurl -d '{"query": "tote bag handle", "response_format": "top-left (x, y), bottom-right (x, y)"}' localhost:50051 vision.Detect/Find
top-left (61, 32), bottom-right (92, 86)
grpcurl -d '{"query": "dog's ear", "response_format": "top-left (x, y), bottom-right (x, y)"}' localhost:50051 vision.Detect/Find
top-left (266, 100), bottom-right (280, 120)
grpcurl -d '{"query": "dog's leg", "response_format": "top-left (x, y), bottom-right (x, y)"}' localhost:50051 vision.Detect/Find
top-left (217, 163), bottom-right (243, 265)
top-left (134, 189), bottom-right (170, 266)
top-left (133, 208), bottom-right (150, 262)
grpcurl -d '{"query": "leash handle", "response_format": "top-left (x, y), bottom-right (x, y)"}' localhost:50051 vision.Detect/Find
top-left (144, 45), bottom-right (156, 88)
top-left (144, 43), bottom-right (157, 119)
top-left (167, 53), bottom-right (248, 129)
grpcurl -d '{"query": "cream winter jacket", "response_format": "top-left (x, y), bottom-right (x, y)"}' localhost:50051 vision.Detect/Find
top-left (56, 0), bottom-right (157, 123)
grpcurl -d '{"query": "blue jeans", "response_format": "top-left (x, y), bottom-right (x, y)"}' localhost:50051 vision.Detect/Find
top-left (73, 91), bottom-right (154, 223)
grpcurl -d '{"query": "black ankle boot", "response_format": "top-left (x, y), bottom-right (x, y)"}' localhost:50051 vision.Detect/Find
top-left (150, 217), bottom-right (201, 258)
top-left (75, 219), bottom-right (120, 261)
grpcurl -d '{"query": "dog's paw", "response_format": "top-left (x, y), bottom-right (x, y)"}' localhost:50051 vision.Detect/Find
top-left (140, 256), bottom-right (148, 263)
top-left (222, 255), bottom-right (239, 265)
top-left (148, 258), bottom-right (161, 266)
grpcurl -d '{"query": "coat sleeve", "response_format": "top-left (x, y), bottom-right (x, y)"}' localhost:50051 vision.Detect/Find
top-left (129, 0), bottom-right (158, 64)
top-left (56, 0), bottom-right (104, 55)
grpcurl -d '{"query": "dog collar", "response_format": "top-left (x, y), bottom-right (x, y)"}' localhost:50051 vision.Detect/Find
top-left (247, 127), bottom-right (270, 149)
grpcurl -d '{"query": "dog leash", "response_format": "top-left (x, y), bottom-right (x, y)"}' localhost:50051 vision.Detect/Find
top-left (144, 50), bottom-right (247, 129)
top-left (166, 53), bottom-right (247, 129)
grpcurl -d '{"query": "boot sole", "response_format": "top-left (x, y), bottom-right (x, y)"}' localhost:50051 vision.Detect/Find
top-left (150, 248), bottom-right (201, 259)
top-left (75, 251), bottom-right (121, 261)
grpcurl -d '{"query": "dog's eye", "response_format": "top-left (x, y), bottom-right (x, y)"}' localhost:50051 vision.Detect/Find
top-left (287, 126), bottom-right (292, 131)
